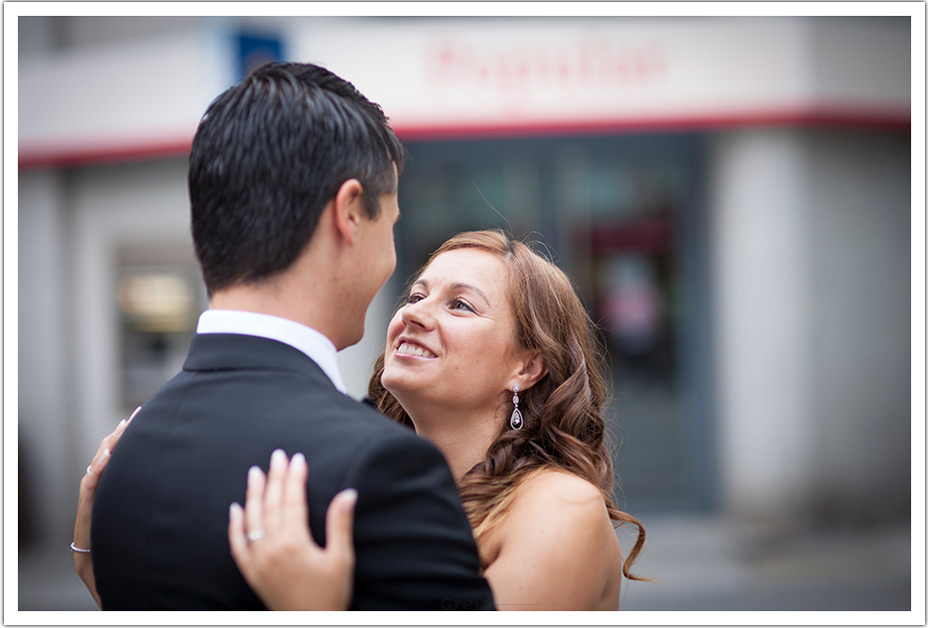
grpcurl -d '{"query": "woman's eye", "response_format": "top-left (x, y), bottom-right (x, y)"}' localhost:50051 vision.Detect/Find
top-left (450, 298), bottom-right (475, 313)
top-left (407, 293), bottom-right (425, 304)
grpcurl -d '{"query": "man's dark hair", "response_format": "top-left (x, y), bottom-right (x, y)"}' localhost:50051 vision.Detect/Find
top-left (188, 62), bottom-right (406, 295)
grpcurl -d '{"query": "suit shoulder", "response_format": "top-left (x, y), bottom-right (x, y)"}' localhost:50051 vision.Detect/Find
top-left (293, 391), bottom-right (438, 466)
top-left (323, 393), bottom-right (418, 438)
top-left (332, 407), bottom-right (450, 486)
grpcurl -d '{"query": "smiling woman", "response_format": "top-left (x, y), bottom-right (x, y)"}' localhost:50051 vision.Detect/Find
top-left (368, 229), bottom-right (649, 609)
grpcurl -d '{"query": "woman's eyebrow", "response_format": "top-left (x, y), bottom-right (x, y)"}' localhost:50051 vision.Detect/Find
top-left (449, 282), bottom-right (490, 304)
top-left (412, 279), bottom-right (490, 304)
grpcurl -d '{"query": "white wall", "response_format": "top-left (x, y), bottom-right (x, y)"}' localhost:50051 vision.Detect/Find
top-left (18, 24), bottom-right (231, 157)
top-left (709, 128), bottom-right (911, 528)
top-left (18, 170), bottom-right (70, 541)
top-left (709, 129), bottom-right (818, 527)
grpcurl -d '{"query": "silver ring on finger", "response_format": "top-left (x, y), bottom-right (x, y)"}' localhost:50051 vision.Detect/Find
top-left (246, 528), bottom-right (266, 542)
top-left (86, 465), bottom-right (93, 476)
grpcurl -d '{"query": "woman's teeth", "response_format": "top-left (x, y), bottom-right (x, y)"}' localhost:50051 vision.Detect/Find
top-left (397, 341), bottom-right (436, 358)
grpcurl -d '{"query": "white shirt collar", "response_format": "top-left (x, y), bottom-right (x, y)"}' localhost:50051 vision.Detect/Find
top-left (195, 309), bottom-right (347, 394)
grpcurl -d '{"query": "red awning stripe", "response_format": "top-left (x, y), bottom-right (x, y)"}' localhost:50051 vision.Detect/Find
top-left (19, 107), bottom-right (910, 170)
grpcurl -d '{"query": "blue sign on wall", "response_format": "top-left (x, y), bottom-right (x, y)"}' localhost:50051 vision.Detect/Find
top-left (237, 31), bottom-right (284, 80)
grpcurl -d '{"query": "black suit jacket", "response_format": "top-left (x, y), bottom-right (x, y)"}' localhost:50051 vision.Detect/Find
top-left (92, 333), bottom-right (494, 610)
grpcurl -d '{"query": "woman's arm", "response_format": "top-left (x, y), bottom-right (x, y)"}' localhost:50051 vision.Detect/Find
top-left (227, 449), bottom-right (357, 610)
top-left (482, 471), bottom-right (622, 611)
top-left (72, 407), bottom-right (139, 608)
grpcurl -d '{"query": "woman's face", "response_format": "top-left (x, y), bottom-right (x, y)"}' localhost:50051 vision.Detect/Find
top-left (382, 248), bottom-right (525, 417)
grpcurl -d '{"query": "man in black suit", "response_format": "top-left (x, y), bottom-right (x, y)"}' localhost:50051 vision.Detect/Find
top-left (90, 62), bottom-right (494, 610)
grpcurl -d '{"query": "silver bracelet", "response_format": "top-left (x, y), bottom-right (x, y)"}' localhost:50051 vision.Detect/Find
top-left (70, 542), bottom-right (91, 554)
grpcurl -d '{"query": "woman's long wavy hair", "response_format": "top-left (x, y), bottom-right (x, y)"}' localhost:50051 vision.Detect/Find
top-left (367, 230), bottom-right (646, 580)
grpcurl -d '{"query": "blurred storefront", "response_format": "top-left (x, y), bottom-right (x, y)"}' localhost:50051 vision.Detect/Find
top-left (395, 133), bottom-right (713, 514)
top-left (17, 13), bottom-right (912, 566)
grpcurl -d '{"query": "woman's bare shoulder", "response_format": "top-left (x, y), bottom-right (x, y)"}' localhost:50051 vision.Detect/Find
top-left (494, 468), bottom-right (612, 545)
top-left (484, 468), bottom-right (621, 610)
top-left (512, 468), bottom-right (606, 513)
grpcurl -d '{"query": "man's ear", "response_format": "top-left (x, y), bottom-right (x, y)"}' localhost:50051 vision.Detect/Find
top-left (332, 179), bottom-right (365, 246)
top-left (516, 351), bottom-right (548, 392)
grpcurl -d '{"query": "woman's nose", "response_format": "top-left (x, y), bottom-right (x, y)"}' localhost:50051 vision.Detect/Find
top-left (401, 298), bottom-right (435, 330)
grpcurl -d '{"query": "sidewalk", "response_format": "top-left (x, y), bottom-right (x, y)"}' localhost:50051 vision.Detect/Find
top-left (18, 542), bottom-right (99, 611)
top-left (618, 514), bottom-right (912, 611)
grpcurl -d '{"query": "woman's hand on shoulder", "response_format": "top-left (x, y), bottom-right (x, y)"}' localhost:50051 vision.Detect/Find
top-left (228, 449), bottom-right (358, 611)
top-left (483, 470), bottom-right (621, 611)
top-left (72, 406), bottom-right (140, 609)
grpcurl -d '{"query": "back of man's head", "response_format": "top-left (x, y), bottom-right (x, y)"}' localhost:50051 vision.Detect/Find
top-left (188, 62), bottom-right (406, 296)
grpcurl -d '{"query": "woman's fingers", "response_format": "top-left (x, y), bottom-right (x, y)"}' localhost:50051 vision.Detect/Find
top-left (262, 449), bottom-right (288, 532)
top-left (91, 406), bottom-right (138, 468)
top-left (228, 502), bottom-right (253, 579)
top-left (81, 448), bottom-right (110, 493)
top-left (76, 406), bottom-right (139, 540)
top-left (126, 405), bottom-right (141, 425)
top-left (72, 407), bottom-right (138, 610)
top-left (75, 446), bottom-right (110, 551)
top-left (226, 452), bottom-right (358, 610)
top-left (76, 407), bottom-right (138, 534)
top-left (281, 453), bottom-right (309, 536)
top-left (81, 405), bottom-right (137, 489)
top-left (325, 488), bottom-right (358, 567)
top-left (244, 465), bottom-right (267, 542)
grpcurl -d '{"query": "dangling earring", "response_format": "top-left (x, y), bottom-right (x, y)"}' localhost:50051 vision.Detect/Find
top-left (510, 383), bottom-right (523, 430)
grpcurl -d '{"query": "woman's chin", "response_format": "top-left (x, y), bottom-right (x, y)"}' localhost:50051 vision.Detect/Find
top-left (380, 371), bottom-right (406, 396)
top-left (381, 372), bottom-right (423, 407)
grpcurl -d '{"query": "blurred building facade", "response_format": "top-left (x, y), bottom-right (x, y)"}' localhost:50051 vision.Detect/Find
top-left (17, 14), bottom-right (911, 569)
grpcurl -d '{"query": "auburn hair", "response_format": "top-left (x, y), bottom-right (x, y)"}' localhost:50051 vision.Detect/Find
top-left (367, 230), bottom-right (646, 580)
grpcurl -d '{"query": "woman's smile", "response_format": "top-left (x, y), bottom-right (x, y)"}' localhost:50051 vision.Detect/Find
top-left (394, 339), bottom-right (438, 359)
